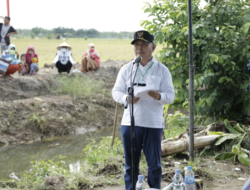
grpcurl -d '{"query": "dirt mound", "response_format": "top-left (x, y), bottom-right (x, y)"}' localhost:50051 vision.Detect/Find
top-left (45, 175), bottom-right (67, 190)
top-left (101, 59), bottom-right (129, 67)
top-left (98, 163), bottom-right (122, 176)
top-left (0, 76), bottom-right (55, 102)
top-left (0, 65), bottom-right (123, 148)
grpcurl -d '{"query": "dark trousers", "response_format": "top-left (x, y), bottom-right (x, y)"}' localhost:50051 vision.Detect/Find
top-left (56, 61), bottom-right (72, 74)
top-left (121, 125), bottom-right (162, 190)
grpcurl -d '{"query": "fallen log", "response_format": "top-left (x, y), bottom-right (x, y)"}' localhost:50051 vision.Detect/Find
top-left (161, 135), bottom-right (220, 157)
top-left (242, 148), bottom-right (250, 155)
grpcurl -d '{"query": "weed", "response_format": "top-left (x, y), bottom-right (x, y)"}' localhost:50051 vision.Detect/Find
top-left (29, 113), bottom-right (45, 126)
top-left (166, 111), bottom-right (189, 128)
top-left (83, 136), bottom-right (123, 165)
top-left (56, 74), bottom-right (104, 100)
top-left (164, 111), bottom-right (187, 139)
top-left (29, 113), bottom-right (46, 132)
top-left (18, 157), bottom-right (67, 189)
top-left (164, 126), bottom-right (186, 140)
top-left (8, 111), bottom-right (14, 119)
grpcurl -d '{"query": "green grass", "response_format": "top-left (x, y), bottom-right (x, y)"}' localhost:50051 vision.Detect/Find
top-left (55, 74), bottom-right (105, 100)
top-left (11, 38), bottom-right (163, 67)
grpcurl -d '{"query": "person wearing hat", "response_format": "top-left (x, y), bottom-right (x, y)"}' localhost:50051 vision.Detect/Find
top-left (112, 30), bottom-right (175, 189)
top-left (0, 16), bottom-right (17, 54)
top-left (52, 42), bottom-right (76, 74)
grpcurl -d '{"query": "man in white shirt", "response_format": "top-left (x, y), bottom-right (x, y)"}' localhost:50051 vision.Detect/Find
top-left (112, 30), bottom-right (175, 190)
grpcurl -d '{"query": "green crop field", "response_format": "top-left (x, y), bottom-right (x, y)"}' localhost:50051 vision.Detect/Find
top-left (10, 38), bottom-right (163, 67)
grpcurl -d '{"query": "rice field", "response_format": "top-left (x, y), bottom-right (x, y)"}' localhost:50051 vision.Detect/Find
top-left (10, 38), bottom-right (163, 67)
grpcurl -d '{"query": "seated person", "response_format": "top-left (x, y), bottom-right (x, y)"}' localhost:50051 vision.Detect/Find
top-left (26, 46), bottom-right (39, 75)
top-left (81, 43), bottom-right (100, 73)
top-left (52, 42), bottom-right (75, 74)
top-left (18, 54), bottom-right (30, 75)
top-left (0, 44), bottom-right (22, 76)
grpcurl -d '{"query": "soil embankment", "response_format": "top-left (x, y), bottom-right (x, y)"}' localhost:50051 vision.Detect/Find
top-left (0, 60), bottom-right (127, 148)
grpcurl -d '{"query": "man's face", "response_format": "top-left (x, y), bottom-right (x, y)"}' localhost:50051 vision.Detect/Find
top-left (4, 18), bottom-right (10, 25)
top-left (134, 40), bottom-right (156, 58)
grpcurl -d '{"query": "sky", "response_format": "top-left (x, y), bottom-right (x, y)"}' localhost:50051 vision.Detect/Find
top-left (0, 0), bottom-right (156, 32)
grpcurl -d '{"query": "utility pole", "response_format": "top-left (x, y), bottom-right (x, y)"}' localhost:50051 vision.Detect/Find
top-left (188, 0), bottom-right (195, 161)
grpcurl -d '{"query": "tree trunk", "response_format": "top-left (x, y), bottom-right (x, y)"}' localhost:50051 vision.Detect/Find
top-left (161, 135), bottom-right (220, 157)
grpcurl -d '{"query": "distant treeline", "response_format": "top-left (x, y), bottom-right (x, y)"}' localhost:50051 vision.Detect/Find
top-left (15, 27), bottom-right (134, 39)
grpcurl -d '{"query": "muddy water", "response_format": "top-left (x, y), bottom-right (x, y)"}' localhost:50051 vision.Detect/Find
top-left (0, 126), bottom-right (122, 180)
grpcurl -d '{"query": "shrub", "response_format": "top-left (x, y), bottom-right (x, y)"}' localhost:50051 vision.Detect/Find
top-left (141, 0), bottom-right (250, 121)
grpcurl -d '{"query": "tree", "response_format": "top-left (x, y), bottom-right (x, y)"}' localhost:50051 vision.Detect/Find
top-left (30, 32), bottom-right (35, 39)
top-left (47, 33), bottom-right (54, 39)
top-left (86, 28), bottom-right (100, 38)
top-left (16, 27), bottom-right (134, 39)
top-left (75, 29), bottom-right (87, 38)
top-left (141, 0), bottom-right (250, 121)
top-left (31, 27), bottom-right (43, 37)
top-left (52, 27), bottom-right (75, 37)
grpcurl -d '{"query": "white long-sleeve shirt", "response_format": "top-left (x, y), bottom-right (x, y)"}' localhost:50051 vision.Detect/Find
top-left (112, 56), bottom-right (175, 128)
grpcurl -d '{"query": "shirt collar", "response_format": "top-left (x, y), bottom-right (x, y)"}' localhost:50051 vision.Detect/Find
top-left (142, 55), bottom-right (156, 65)
top-left (133, 56), bottom-right (156, 70)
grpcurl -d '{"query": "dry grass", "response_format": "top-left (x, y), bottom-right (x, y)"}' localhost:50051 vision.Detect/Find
top-left (11, 38), bottom-right (163, 67)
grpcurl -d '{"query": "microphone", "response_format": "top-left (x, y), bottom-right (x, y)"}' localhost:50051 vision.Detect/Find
top-left (133, 55), bottom-right (142, 65)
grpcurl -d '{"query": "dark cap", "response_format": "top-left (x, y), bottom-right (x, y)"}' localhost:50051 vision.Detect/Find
top-left (131, 30), bottom-right (154, 45)
top-left (5, 16), bottom-right (10, 21)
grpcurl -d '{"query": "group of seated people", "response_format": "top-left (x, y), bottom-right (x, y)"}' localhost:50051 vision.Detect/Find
top-left (0, 44), bottom-right (39, 76)
top-left (0, 42), bottom-right (100, 77)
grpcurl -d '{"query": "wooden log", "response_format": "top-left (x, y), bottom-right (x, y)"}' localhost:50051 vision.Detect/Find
top-left (241, 148), bottom-right (250, 162)
top-left (242, 148), bottom-right (250, 155)
top-left (161, 135), bottom-right (220, 157)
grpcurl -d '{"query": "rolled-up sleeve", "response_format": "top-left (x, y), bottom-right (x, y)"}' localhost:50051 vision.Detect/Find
top-left (112, 67), bottom-right (128, 104)
top-left (52, 53), bottom-right (59, 64)
top-left (158, 68), bottom-right (175, 105)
